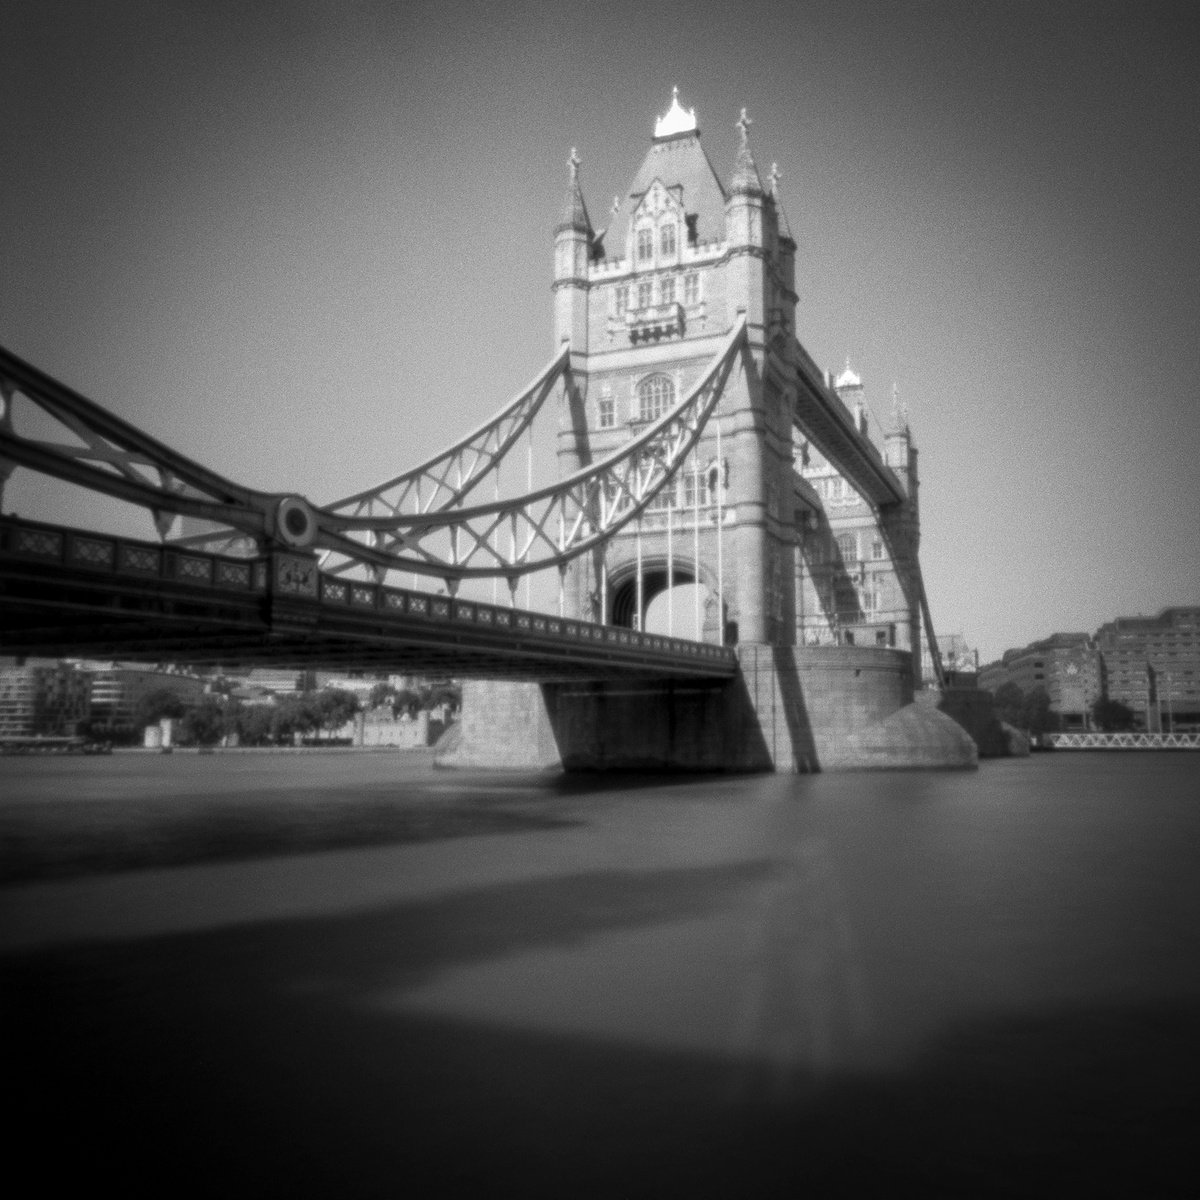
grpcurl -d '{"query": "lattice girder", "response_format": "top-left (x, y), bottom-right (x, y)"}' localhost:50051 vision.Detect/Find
top-left (0, 342), bottom-right (565, 569)
top-left (0, 320), bottom-right (745, 582)
top-left (0, 348), bottom-right (277, 542)
top-left (330, 343), bottom-right (569, 518)
top-left (317, 318), bottom-right (747, 582)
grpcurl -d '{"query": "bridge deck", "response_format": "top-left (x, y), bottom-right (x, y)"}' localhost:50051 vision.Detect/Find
top-left (0, 517), bottom-right (737, 681)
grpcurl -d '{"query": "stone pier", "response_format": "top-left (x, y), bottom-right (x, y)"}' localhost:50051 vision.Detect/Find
top-left (441, 645), bottom-right (977, 773)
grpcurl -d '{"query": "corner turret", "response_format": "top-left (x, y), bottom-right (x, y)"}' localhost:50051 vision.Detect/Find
top-left (724, 109), bottom-right (767, 329)
top-left (884, 382), bottom-right (918, 504)
top-left (553, 149), bottom-right (591, 350)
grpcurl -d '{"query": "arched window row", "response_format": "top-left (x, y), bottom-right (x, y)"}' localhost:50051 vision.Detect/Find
top-left (633, 214), bottom-right (692, 266)
top-left (643, 461), bottom-right (722, 510)
top-left (611, 273), bottom-right (702, 317)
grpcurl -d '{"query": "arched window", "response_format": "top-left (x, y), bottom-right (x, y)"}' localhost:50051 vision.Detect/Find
top-left (660, 222), bottom-right (676, 257)
top-left (636, 226), bottom-right (653, 262)
top-left (836, 532), bottom-right (857, 562)
top-left (637, 374), bottom-right (675, 423)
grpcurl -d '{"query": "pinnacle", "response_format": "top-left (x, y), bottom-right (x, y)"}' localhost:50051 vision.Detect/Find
top-left (557, 146), bottom-right (592, 234)
top-left (729, 107), bottom-right (764, 196)
top-left (890, 381), bottom-right (910, 434)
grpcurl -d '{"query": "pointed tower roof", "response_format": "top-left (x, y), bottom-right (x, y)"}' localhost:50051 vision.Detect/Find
top-left (597, 90), bottom-right (727, 259)
top-left (556, 147), bottom-right (592, 235)
top-left (728, 108), bottom-right (764, 196)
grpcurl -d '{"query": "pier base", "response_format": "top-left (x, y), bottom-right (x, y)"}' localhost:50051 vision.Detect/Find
top-left (440, 644), bottom-right (977, 773)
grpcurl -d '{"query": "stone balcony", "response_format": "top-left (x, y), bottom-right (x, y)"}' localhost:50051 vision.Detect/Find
top-left (625, 301), bottom-right (684, 343)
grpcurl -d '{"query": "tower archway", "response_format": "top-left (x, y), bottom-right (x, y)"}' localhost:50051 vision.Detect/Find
top-left (606, 556), bottom-right (725, 642)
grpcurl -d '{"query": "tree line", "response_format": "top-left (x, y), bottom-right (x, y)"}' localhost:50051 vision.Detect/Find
top-left (87, 680), bottom-right (461, 747)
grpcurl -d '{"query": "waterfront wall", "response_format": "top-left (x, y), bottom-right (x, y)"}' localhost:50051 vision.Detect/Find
top-left (351, 710), bottom-right (430, 749)
top-left (442, 644), bottom-right (977, 773)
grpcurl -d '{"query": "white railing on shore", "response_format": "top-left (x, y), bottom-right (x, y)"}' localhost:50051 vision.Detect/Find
top-left (1044, 732), bottom-right (1200, 750)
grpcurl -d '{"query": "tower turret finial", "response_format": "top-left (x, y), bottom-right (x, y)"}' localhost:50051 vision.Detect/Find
top-left (891, 381), bottom-right (909, 433)
top-left (729, 107), bottom-right (764, 195)
top-left (654, 87), bottom-right (698, 139)
top-left (557, 146), bottom-right (592, 234)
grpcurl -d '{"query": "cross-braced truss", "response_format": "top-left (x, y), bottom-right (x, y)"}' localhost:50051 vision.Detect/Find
top-left (319, 319), bottom-right (745, 585)
top-left (0, 349), bottom-right (277, 542)
top-left (331, 343), bottom-right (569, 518)
top-left (0, 319), bottom-right (745, 586)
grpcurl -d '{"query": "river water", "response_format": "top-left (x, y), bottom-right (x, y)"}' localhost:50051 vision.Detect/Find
top-left (3, 752), bottom-right (1198, 1196)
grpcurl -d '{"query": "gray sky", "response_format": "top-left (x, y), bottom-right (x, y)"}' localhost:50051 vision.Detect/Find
top-left (3, 0), bottom-right (1198, 663)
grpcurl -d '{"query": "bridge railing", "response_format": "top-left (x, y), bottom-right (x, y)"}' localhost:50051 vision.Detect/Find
top-left (313, 573), bottom-right (734, 666)
top-left (1, 515), bottom-right (267, 595)
top-left (1043, 731), bottom-right (1200, 750)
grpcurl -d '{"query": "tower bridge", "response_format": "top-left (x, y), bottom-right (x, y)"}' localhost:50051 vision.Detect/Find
top-left (0, 91), bottom-right (976, 771)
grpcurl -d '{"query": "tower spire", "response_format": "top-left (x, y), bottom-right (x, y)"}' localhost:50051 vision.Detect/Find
top-left (557, 147), bottom-right (592, 234)
top-left (729, 107), bottom-right (764, 195)
top-left (891, 381), bottom-right (908, 432)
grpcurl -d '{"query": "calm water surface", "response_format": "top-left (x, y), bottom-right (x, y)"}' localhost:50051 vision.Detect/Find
top-left (3, 752), bottom-right (1198, 1196)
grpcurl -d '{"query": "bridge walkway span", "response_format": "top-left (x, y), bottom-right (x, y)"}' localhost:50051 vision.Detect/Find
top-left (0, 516), bottom-right (737, 682)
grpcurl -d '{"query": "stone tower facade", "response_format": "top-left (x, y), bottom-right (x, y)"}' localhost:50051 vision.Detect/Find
top-left (553, 91), bottom-right (921, 661)
top-left (553, 92), bottom-right (799, 646)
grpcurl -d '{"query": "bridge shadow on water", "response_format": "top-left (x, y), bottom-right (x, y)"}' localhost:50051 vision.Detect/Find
top-left (5, 858), bottom-right (1198, 1198)
top-left (1, 770), bottom-right (744, 886)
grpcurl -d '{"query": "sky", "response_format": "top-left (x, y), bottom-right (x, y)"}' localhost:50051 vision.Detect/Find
top-left (3, 0), bottom-right (1198, 664)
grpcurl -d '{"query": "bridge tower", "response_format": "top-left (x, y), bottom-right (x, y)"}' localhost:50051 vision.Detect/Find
top-left (451, 92), bottom-right (971, 773)
top-left (554, 92), bottom-right (799, 647)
